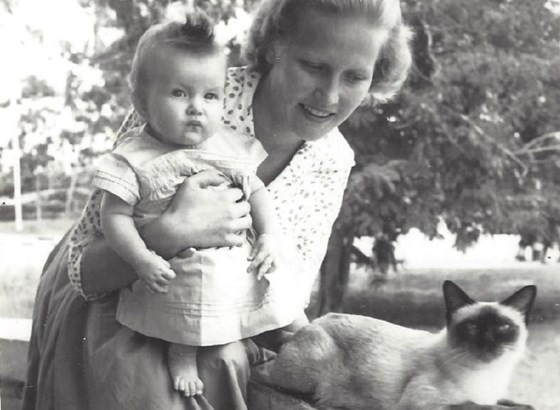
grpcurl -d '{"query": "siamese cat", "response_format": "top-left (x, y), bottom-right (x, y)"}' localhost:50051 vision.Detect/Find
top-left (271, 281), bottom-right (536, 410)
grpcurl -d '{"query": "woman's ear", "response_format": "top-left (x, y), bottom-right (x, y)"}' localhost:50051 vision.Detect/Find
top-left (131, 89), bottom-right (149, 121)
top-left (265, 41), bottom-right (283, 65)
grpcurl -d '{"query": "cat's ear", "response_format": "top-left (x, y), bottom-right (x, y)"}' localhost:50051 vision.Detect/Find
top-left (443, 281), bottom-right (476, 323)
top-left (501, 285), bottom-right (537, 324)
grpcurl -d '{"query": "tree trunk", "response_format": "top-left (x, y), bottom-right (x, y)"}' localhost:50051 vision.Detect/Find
top-left (313, 227), bottom-right (353, 318)
top-left (65, 169), bottom-right (78, 217)
top-left (35, 173), bottom-right (42, 221)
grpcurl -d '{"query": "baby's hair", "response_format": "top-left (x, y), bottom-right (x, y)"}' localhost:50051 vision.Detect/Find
top-left (129, 10), bottom-right (223, 95)
top-left (245, 0), bottom-right (413, 103)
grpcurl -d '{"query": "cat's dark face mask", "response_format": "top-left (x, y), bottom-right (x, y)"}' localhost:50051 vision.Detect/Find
top-left (449, 306), bottom-right (520, 362)
top-left (442, 280), bottom-right (536, 363)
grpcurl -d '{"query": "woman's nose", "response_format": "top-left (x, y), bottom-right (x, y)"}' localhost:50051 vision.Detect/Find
top-left (316, 77), bottom-right (340, 106)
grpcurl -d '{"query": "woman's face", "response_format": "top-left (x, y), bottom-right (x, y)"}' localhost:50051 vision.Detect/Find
top-left (265, 6), bottom-right (387, 141)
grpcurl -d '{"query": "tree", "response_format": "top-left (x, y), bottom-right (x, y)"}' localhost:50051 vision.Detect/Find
top-left (0, 0), bottom-right (115, 217)
top-left (317, 0), bottom-right (560, 315)
top-left (5, 0), bottom-right (559, 314)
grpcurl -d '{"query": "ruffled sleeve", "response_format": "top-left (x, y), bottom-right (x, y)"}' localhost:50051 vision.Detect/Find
top-left (67, 110), bottom-right (144, 300)
top-left (92, 154), bottom-right (140, 206)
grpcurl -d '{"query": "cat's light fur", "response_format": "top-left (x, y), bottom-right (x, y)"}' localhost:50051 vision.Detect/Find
top-left (271, 281), bottom-right (536, 410)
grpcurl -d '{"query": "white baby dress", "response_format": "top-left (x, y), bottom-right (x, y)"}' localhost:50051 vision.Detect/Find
top-left (92, 127), bottom-right (303, 346)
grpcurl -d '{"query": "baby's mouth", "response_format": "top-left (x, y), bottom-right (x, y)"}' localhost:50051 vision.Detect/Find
top-left (300, 104), bottom-right (335, 119)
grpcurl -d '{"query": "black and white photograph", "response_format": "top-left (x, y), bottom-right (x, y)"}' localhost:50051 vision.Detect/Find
top-left (1, 0), bottom-right (559, 409)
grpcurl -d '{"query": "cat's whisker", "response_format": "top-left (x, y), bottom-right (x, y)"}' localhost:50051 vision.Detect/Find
top-left (443, 348), bottom-right (471, 366)
top-left (518, 349), bottom-right (534, 368)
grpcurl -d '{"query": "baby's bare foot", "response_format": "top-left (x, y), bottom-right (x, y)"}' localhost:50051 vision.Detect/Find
top-left (168, 344), bottom-right (204, 397)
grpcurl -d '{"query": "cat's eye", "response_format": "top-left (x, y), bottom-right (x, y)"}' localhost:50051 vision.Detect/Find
top-left (498, 323), bottom-right (511, 332)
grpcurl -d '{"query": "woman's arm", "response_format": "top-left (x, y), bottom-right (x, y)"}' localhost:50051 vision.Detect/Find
top-left (81, 237), bottom-right (137, 295)
top-left (80, 171), bottom-right (253, 296)
top-left (140, 171), bottom-right (253, 258)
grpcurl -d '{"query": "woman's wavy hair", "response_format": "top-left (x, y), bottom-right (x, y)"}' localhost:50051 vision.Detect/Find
top-left (244, 0), bottom-right (413, 103)
top-left (129, 10), bottom-right (223, 96)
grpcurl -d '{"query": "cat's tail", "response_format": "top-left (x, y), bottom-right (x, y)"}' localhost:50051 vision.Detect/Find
top-left (271, 321), bottom-right (338, 395)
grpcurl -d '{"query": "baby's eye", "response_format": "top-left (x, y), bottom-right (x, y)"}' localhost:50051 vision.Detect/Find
top-left (204, 92), bottom-right (219, 100)
top-left (172, 89), bottom-right (187, 97)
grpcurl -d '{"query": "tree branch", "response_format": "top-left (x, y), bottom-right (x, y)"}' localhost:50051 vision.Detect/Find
top-left (439, 105), bottom-right (529, 175)
top-left (521, 131), bottom-right (560, 150)
top-left (514, 145), bottom-right (560, 156)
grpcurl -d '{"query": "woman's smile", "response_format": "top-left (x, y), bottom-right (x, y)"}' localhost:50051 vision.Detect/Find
top-left (299, 104), bottom-right (335, 120)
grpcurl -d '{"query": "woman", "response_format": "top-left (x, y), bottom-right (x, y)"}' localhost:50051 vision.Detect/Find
top-left (22, 0), bottom-right (412, 409)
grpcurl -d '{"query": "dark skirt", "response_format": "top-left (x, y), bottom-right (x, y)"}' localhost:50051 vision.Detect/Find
top-left (22, 229), bottom-right (274, 410)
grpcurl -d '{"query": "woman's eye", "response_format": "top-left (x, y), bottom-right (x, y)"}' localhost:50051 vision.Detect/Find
top-left (345, 73), bottom-right (368, 84)
top-left (172, 89), bottom-right (186, 97)
top-left (204, 93), bottom-right (219, 100)
top-left (301, 61), bottom-right (322, 72)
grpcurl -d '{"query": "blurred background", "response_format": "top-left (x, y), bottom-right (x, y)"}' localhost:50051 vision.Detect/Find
top-left (0, 0), bottom-right (559, 409)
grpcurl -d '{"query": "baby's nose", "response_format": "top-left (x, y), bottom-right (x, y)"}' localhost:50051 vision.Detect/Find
top-left (186, 99), bottom-right (202, 115)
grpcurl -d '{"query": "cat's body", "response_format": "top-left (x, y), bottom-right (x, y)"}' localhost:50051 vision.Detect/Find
top-left (271, 281), bottom-right (536, 410)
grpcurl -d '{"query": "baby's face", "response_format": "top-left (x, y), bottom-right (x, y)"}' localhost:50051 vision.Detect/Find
top-left (141, 45), bottom-right (226, 146)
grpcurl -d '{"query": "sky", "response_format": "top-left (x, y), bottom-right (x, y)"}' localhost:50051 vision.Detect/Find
top-left (0, 0), bottom-right (95, 102)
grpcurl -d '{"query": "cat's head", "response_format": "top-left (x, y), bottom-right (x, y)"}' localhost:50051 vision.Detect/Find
top-left (443, 280), bottom-right (537, 363)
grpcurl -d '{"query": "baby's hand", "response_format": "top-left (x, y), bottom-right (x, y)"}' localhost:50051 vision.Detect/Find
top-left (247, 234), bottom-right (279, 280)
top-left (135, 252), bottom-right (176, 294)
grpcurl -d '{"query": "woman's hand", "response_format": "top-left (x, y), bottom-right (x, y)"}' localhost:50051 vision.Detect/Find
top-left (141, 170), bottom-right (253, 259)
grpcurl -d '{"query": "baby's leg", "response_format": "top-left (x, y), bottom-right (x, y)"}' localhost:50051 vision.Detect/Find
top-left (168, 343), bottom-right (204, 397)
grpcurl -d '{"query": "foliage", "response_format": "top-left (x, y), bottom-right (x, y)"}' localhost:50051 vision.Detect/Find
top-left (338, 0), bottom-right (560, 251)
top-left (0, 0), bottom-right (256, 205)
top-left (2, 0), bottom-right (559, 261)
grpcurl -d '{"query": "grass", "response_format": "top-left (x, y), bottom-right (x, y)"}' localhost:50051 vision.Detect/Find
top-left (343, 265), bottom-right (560, 326)
top-left (1, 221), bottom-right (559, 409)
top-left (0, 218), bottom-right (73, 317)
top-left (0, 218), bottom-right (74, 237)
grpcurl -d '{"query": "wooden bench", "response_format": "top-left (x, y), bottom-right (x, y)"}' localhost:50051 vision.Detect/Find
top-left (0, 318), bottom-right (316, 410)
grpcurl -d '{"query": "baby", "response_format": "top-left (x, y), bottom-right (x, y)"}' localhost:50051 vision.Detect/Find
top-left (90, 12), bottom-right (304, 397)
